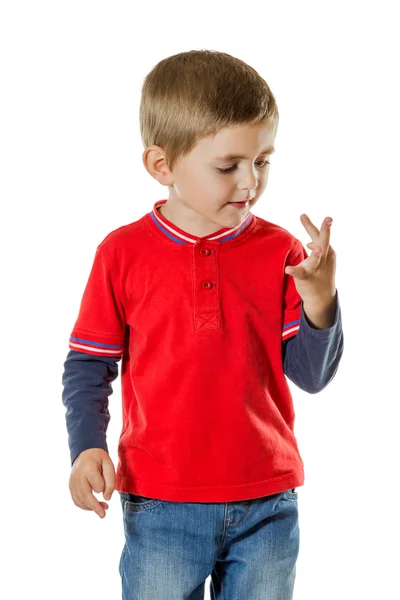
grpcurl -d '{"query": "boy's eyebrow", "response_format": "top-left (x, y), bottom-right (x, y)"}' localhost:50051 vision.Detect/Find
top-left (214, 146), bottom-right (275, 160)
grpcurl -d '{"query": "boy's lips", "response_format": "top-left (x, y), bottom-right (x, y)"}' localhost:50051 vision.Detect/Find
top-left (229, 196), bottom-right (253, 204)
top-left (229, 200), bottom-right (249, 208)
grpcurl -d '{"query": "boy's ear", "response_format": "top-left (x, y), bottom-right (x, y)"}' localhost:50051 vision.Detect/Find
top-left (142, 145), bottom-right (171, 184)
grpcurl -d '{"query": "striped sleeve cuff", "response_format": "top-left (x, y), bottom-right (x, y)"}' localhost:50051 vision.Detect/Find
top-left (282, 317), bottom-right (301, 341)
top-left (69, 332), bottom-right (124, 357)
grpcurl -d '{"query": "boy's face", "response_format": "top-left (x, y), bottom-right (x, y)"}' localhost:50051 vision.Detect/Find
top-left (143, 121), bottom-right (277, 237)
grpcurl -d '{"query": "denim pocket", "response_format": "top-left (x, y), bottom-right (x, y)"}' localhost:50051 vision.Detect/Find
top-left (283, 488), bottom-right (298, 501)
top-left (120, 491), bottom-right (164, 512)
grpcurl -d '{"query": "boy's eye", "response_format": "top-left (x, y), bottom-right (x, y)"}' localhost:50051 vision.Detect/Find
top-left (217, 161), bottom-right (270, 174)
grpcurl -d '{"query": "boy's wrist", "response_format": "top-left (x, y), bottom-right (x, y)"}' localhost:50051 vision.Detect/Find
top-left (302, 290), bottom-right (337, 330)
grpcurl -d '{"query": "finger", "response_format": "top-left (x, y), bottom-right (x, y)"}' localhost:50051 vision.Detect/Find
top-left (76, 493), bottom-right (106, 517)
top-left (301, 214), bottom-right (332, 256)
top-left (285, 246), bottom-right (322, 277)
top-left (308, 240), bottom-right (336, 262)
top-left (102, 460), bottom-right (116, 501)
top-left (79, 502), bottom-right (110, 512)
top-left (319, 216), bottom-right (333, 252)
top-left (86, 465), bottom-right (106, 495)
top-left (84, 493), bottom-right (107, 518)
top-left (82, 476), bottom-right (108, 518)
top-left (300, 214), bottom-right (320, 243)
top-left (311, 245), bottom-right (323, 262)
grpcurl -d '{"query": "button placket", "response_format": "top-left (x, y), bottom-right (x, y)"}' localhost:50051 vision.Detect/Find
top-left (194, 242), bottom-right (221, 331)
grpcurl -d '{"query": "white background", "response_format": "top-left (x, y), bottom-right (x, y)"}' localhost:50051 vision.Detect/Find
top-left (1, 1), bottom-right (398, 598)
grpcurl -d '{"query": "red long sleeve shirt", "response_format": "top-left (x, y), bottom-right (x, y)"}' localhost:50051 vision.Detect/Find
top-left (67, 199), bottom-right (320, 502)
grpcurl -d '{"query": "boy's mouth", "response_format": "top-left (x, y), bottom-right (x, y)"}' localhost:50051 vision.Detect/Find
top-left (229, 201), bottom-right (249, 208)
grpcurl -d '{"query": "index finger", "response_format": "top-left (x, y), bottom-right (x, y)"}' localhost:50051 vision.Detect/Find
top-left (301, 214), bottom-right (332, 251)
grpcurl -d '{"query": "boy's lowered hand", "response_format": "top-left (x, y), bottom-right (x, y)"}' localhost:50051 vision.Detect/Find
top-left (69, 448), bottom-right (115, 519)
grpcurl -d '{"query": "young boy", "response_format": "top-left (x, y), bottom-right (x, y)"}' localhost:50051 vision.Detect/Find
top-left (62, 49), bottom-right (343, 600)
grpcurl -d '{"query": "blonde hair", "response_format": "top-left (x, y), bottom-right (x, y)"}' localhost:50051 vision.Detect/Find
top-left (140, 49), bottom-right (279, 172)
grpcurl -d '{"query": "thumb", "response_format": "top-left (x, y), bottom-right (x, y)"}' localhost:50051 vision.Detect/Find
top-left (102, 457), bottom-right (116, 501)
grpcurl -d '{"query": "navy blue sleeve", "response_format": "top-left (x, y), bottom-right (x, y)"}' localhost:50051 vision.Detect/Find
top-left (282, 289), bottom-right (343, 394)
top-left (61, 350), bottom-right (121, 466)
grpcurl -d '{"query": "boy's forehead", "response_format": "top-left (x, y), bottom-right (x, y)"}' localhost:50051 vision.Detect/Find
top-left (196, 123), bottom-right (276, 158)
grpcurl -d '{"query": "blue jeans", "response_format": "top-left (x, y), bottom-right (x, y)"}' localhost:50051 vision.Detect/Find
top-left (118, 488), bottom-right (299, 599)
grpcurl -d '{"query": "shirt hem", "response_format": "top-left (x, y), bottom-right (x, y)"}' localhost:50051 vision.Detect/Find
top-left (115, 470), bottom-right (304, 502)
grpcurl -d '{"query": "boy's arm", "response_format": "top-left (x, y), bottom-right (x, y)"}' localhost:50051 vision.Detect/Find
top-left (282, 289), bottom-right (344, 394)
top-left (62, 242), bottom-right (126, 466)
top-left (62, 350), bottom-right (121, 467)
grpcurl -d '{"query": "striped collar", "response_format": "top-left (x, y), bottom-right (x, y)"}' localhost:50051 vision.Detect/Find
top-left (148, 199), bottom-right (255, 246)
